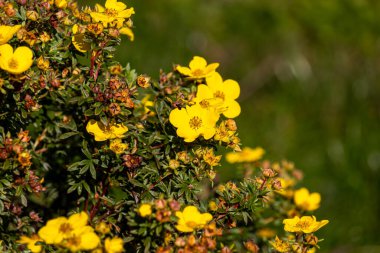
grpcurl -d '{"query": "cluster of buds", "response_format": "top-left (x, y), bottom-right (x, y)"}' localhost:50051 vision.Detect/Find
top-left (214, 119), bottom-right (241, 151)
top-left (91, 75), bottom-right (135, 117)
top-left (0, 130), bottom-right (31, 166)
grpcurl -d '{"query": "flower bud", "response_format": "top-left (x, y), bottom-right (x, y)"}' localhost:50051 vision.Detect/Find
top-left (225, 119), bottom-right (237, 131)
top-left (5, 4), bottom-right (16, 17)
top-left (26, 10), bottom-right (39, 21)
top-left (244, 241), bottom-right (259, 253)
top-left (262, 168), bottom-right (276, 178)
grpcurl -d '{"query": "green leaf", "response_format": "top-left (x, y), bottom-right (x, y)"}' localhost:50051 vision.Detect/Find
top-left (59, 131), bottom-right (78, 139)
top-left (20, 194), bottom-right (27, 207)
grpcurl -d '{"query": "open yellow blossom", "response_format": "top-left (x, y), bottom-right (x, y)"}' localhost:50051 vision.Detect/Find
top-left (175, 206), bottom-right (212, 232)
top-left (197, 73), bottom-right (240, 118)
top-left (72, 24), bottom-right (91, 53)
top-left (283, 216), bottom-right (329, 234)
top-left (0, 44), bottom-right (33, 74)
top-left (90, 0), bottom-right (135, 28)
top-left (138, 204), bottom-right (152, 217)
top-left (169, 104), bottom-right (219, 142)
top-left (270, 236), bottom-right (291, 253)
top-left (105, 237), bottom-right (124, 253)
top-left (17, 235), bottom-right (42, 253)
top-left (226, 147), bottom-right (265, 163)
top-left (38, 211), bottom-right (89, 244)
top-left (294, 188), bottom-right (321, 211)
top-left (62, 226), bottom-right (100, 252)
top-left (0, 25), bottom-right (21, 45)
top-left (86, 120), bottom-right (128, 141)
top-left (176, 56), bottom-right (219, 79)
top-left (110, 138), bottom-right (128, 154)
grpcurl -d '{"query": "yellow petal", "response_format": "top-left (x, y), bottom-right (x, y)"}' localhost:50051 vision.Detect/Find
top-left (86, 120), bottom-right (109, 141)
top-left (175, 224), bottom-right (194, 233)
top-left (0, 44), bottom-right (13, 69)
top-left (79, 231), bottom-right (100, 250)
top-left (72, 34), bottom-right (91, 53)
top-left (176, 66), bottom-right (192, 76)
top-left (223, 79), bottom-right (240, 100)
top-left (205, 62), bottom-right (219, 73)
top-left (105, 0), bottom-right (126, 11)
top-left (110, 123), bottom-right (128, 138)
top-left (169, 108), bottom-right (188, 128)
top-left (0, 25), bottom-right (21, 45)
top-left (223, 100), bottom-right (241, 118)
top-left (13, 46), bottom-right (34, 73)
top-left (94, 3), bottom-right (105, 12)
top-left (206, 72), bottom-right (223, 90)
top-left (118, 8), bottom-right (135, 18)
top-left (119, 27), bottom-right (134, 41)
top-left (189, 56), bottom-right (207, 70)
top-left (68, 211), bottom-right (88, 229)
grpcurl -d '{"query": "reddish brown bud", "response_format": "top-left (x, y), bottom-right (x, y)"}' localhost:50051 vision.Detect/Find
top-left (122, 154), bottom-right (142, 169)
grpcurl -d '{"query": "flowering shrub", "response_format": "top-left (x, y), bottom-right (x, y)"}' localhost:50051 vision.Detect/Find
top-left (0, 0), bottom-right (328, 252)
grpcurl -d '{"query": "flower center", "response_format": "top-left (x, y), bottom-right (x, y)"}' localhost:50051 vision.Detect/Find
top-left (192, 69), bottom-right (204, 76)
top-left (199, 99), bottom-right (210, 108)
top-left (189, 116), bottom-right (202, 130)
top-left (8, 58), bottom-right (18, 70)
top-left (66, 235), bottom-right (81, 246)
top-left (59, 223), bottom-right (74, 234)
top-left (297, 220), bottom-right (312, 230)
top-left (105, 9), bottom-right (118, 17)
top-left (186, 221), bottom-right (198, 228)
top-left (214, 90), bottom-right (225, 101)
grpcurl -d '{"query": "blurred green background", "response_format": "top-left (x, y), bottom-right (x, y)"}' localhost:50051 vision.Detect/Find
top-left (84, 0), bottom-right (380, 252)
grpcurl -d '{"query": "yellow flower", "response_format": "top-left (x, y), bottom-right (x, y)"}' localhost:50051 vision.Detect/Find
top-left (90, 0), bottom-right (135, 28)
top-left (176, 56), bottom-right (219, 79)
top-left (62, 226), bottom-right (100, 252)
top-left (194, 73), bottom-right (241, 118)
top-left (213, 121), bottom-right (235, 143)
top-left (72, 24), bottom-right (91, 53)
top-left (38, 211), bottom-right (89, 244)
top-left (225, 147), bottom-right (265, 163)
top-left (105, 237), bottom-right (124, 253)
top-left (169, 104), bottom-right (219, 142)
top-left (269, 236), bottom-right (291, 253)
top-left (17, 235), bottom-right (42, 253)
top-left (203, 148), bottom-right (222, 167)
top-left (0, 25), bottom-right (21, 45)
top-left (175, 206), bottom-right (212, 232)
top-left (283, 216), bottom-right (329, 234)
top-left (95, 222), bottom-right (111, 234)
top-left (86, 120), bottom-right (128, 141)
top-left (294, 188), bottom-right (321, 211)
top-left (0, 44), bottom-right (33, 74)
top-left (109, 138), bottom-right (128, 154)
top-left (138, 204), bottom-right (152, 217)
